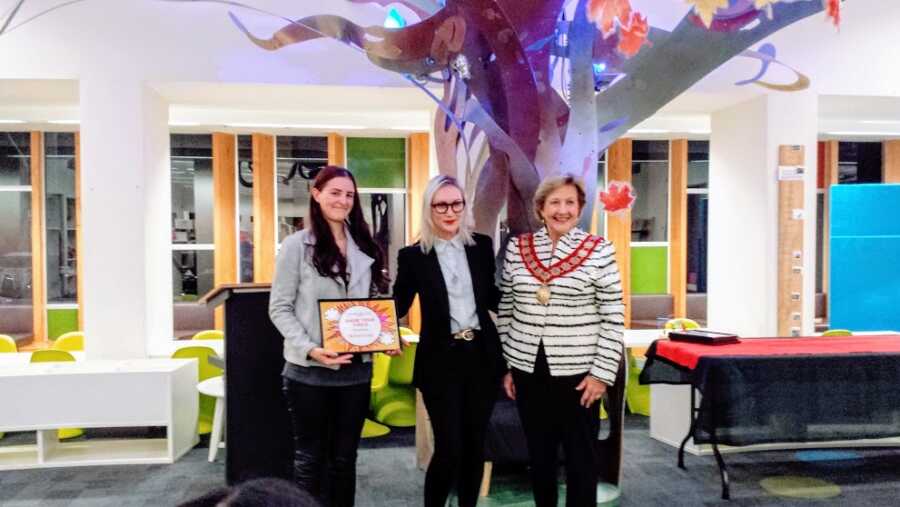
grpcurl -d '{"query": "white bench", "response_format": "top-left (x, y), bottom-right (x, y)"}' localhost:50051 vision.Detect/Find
top-left (0, 359), bottom-right (198, 470)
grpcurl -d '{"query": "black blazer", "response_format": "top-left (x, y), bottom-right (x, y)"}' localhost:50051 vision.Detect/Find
top-left (393, 233), bottom-right (506, 391)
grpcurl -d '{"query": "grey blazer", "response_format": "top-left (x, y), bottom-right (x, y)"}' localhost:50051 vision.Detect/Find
top-left (269, 228), bottom-right (374, 370)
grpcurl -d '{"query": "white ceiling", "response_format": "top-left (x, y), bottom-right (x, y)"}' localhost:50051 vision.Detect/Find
top-left (0, 0), bottom-right (898, 137)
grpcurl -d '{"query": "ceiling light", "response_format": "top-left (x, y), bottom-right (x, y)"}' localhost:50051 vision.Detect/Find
top-left (688, 130), bottom-right (711, 135)
top-left (860, 120), bottom-right (900, 125)
top-left (47, 120), bottom-right (80, 125)
top-left (0, 119), bottom-right (25, 124)
top-left (169, 122), bottom-right (200, 127)
top-left (225, 123), bottom-right (366, 130)
top-left (824, 131), bottom-right (900, 137)
top-left (627, 129), bottom-right (670, 134)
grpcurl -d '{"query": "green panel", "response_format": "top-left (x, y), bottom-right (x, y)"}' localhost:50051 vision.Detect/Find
top-left (631, 246), bottom-right (668, 294)
top-left (47, 308), bottom-right (79, 340)
top-left (346, 138), bottom-right (406, 189)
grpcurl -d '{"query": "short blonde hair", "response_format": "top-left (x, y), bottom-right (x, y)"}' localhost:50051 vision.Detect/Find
top-left (533, 175), bottom-right (587, 222)
top-left (419, 175), bottom-right (475, 253)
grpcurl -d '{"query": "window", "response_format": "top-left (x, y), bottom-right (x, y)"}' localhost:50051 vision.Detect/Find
top-left (238, 135), bottom-right (253, 283)
top-left (276, 136), bottom-right (327, 242)
top-left (44, 133), bottom-right (77, 304)
top-left (0, 132), bottom-right (33, 345)
top-left (686, 140), bottom-right (709, 294)
top-left (631, 141), bottom-right (669, 242)
top-left (595, 151), bottom-right (607, 237)
top-left (630, 141), bottom-right (669, 296)
top-left (838, 142), bottom-right (882, 184)
top-left (171, 134), bottom-right (215, 302)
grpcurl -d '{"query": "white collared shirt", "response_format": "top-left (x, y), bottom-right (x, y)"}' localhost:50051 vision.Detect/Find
top-left (434, 235), bottom-right (480, 333)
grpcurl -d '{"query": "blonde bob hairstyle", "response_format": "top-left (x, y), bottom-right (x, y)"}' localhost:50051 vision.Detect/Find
top-left (532, 174), bottom-right (587, 223)
top-left (419, 175), bottom-right (476, 253)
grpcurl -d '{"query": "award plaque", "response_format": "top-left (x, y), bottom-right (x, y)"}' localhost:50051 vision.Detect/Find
top-left (318, 298), bottom-right (401, 354)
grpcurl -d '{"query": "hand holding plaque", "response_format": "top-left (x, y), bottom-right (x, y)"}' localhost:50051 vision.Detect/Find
top-left (318, 298), bottom-right (402, 354)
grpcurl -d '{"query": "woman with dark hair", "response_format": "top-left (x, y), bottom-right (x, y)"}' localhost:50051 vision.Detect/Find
top-left (269, 166), bottom-right (392, 507)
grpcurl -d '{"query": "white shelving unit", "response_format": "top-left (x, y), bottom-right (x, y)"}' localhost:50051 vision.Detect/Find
top-left (0, 359), bottom-right (198, 470)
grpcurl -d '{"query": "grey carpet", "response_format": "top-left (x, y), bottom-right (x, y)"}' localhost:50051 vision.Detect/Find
top-left (2, 417), bottom-right (900, 506)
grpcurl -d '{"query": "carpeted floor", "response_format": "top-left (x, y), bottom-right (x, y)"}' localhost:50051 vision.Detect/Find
top-left (2, 416), bottom-right (900, 506)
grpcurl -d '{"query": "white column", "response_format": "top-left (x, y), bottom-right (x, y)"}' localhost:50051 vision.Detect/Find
top-left (79, 78), bottom-right (172, 359)
top-left (708, 92), bottom-right (818, 337)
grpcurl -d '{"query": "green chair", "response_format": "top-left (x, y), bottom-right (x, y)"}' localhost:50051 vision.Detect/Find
top-left (192, 330), bottom-right (224, 341)
top-left (51, 331), bottom-right (84, 352)
top-left (623, 318), bottom-right (700, 418)
top-left (0, 334), bottom-right (17, 353)
top-left (31, 349), bottom-right (84, 440)
top-left (172, 346), bottom-right (223, 435)
top-left (362, 353), bottom-right (392, 438)
top-left (372, 338), bottom-right (417, 428)
top-left (822, 329), bottom-right (853, 337)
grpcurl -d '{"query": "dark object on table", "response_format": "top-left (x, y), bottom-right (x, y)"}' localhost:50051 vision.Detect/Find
top-left (668, 329), bottom-right (739, 345)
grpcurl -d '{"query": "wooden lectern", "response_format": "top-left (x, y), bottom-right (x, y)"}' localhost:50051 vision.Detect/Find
top-left (201, 283), bottom-right (293, 484)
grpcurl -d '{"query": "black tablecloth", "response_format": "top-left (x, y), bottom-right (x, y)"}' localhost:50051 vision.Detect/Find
top-left (640, 341), bottom-right (900, 446)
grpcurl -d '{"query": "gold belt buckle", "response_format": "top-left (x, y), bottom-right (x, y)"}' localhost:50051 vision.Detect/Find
top-left (453, 329), bottom-right (476, 341)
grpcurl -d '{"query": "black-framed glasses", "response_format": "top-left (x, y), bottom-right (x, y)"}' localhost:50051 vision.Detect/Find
top-left (431, 200), bottom-right (465, 214)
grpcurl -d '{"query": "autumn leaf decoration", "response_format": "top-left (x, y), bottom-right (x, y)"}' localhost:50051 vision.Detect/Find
top-left (599, 180), bottom-right (637, 214)
top-left (687, 0), bottom-right (729, 28)
top-left (824, 0), bottom-right (841, 27)
top-left (586, 0), bottom-right (650, 58)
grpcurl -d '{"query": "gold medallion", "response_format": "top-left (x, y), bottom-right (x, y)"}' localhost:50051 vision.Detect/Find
top-left (536, 283), bottom-right (551, 305)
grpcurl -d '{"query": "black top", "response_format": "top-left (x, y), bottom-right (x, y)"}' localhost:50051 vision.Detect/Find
top-left (393, 233), bottom-right (507, 391)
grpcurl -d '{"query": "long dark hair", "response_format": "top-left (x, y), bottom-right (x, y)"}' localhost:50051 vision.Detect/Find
top-left (309, 166), bottom-right (388, 293)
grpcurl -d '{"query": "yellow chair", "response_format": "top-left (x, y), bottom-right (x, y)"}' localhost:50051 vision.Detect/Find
top-left (362, 353), bottom-right (392, 438)
top-left (192, 330), bottom-right (224, 341)
top-left (30, 349), bottom-right (84, 440)
top-left (664, 318), bottom-right (701, 332)
top-left (0, 335), bottom-right (13, 438)
top-left (173, 346), bottom-right (223, 435)
top-left (0, 334), bottom-right (17, 353)
top-left (52, 331), bottom-right (84, 352)
top-left (822, 329), bottom-right (853, 337)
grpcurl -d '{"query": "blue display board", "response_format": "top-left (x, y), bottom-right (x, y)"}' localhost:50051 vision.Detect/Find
top-left (830, 184), bottom-right (900, 332)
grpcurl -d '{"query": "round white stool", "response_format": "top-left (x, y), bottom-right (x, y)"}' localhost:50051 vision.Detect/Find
top-left (198, 375), bottom-right (225, 462)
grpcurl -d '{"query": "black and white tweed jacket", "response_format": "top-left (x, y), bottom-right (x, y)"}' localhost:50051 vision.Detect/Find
top-left (497, 226), bottom-right (625, 385)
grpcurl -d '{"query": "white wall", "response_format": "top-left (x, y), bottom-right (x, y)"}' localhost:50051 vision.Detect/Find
top-left (708, 92), bottom-right (818, 337)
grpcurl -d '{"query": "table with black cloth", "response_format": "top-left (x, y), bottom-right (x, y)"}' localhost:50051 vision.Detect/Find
top-left (639, 335), bottom-right (900, 500)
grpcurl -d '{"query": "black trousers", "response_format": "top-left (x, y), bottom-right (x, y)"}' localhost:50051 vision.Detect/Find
top-left (420, 339), bottom-right (497, 507)
top-left (282, 378), bottom-right (370, 507)
top-left (512, 346), bottom-right (601, 507)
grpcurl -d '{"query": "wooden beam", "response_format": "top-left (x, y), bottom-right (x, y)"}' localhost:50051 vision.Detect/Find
top-left (883, 140), bottom-right (900, 183)
top-left (406, 133), bottom-right (430, 333)
top-left (213, 133), bottom-right (238, 330)
top-left (777, 145), bottom-right (805, 337)
top-left (821, 140), bottom-right (838, 297)
top-left (669, 139), bottom-right (688, 318)
top-left (30, 132), bottom-right (47, 347)
top-left (75, 132), bottom-right (84, 331)
top-left (606, 138), bottom-right (632, 328)
top-left (252, 134), bottom-right (277, 283)
top-left (327, 133), bottom-right (346, 167)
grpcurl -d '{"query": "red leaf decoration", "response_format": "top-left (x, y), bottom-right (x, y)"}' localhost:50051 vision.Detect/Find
top-left (616, 12), bottom-right (650, 58)
top-left (587, 0), bottom-right (633, 38)
top-left (599, 181), bottom-right (637, 214)
top-left (824, 0), bottom-right (841, 27)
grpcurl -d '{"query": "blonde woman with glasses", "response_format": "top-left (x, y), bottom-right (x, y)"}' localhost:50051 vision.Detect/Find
top-left (393, 175), bottom-right (506, 507)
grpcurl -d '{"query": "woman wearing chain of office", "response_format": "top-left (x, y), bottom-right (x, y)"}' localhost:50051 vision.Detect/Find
top-left (498, 174), bottom-right (625, 507)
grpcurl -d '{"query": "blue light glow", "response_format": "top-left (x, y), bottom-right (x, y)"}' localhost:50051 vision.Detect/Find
top-left (384, 8), bottom-right (406, 29)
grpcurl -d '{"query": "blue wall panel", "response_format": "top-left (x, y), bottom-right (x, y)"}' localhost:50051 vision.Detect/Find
top-left (830, 184), bottom-right (900, 332)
